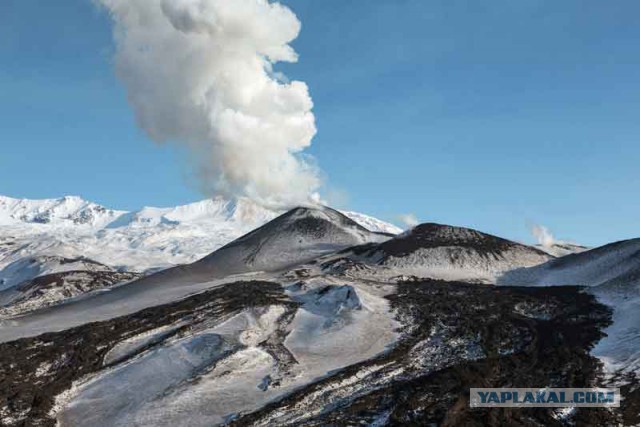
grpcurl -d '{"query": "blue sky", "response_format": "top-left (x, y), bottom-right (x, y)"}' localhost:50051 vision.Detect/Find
top-left (1, 0), bottom-right (639, 246)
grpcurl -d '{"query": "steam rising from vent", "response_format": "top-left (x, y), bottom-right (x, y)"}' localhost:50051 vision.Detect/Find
top-left (531, 224), bottom-right (555, 247)
top-left (398, 213), bottom-right (419, 228)
top-left (99, 0), bottom-right (320, 208)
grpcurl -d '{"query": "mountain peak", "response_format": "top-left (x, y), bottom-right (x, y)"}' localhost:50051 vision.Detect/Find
top-left (381, 222), bottom-right (537, 257)
top-left (0, 194), bottom-right (122, 227)
top-left (188, 203), bottom-right (391, 279)
top-left (329, 221), bottom-right (552, 284)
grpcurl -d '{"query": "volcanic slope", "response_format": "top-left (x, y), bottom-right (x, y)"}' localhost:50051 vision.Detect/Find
top-left (0, 280), bottom-right (617, 426)
top-left (501, 238), bottom-right (640, 379)
top-left (0, 206), bottom-right (390, 342)
top-left (320, 222), bottom-right (552, 283)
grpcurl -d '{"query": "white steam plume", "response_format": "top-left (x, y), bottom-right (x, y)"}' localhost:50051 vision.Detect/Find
top-left (397, 213), bottom-right (419, 228)
top-left (530, 224), bottom-right (555, 247)
top-left (98, 0), bottom-right (320, 208)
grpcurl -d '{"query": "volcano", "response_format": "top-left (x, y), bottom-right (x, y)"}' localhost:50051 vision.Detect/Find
top-left (320, 222), bottom-right (551, 283)
top-left (0, 197), bottom-right (637, 426)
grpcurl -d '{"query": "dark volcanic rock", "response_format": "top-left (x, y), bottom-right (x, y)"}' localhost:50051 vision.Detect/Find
top-left (123, 206), bottom-right (390, 290)
top-left (321, 223), bottom-right (552, 283)
top-left (0, 270), bottom-right (142, 318)
top-left (0, 281), bottom-right (297, 426)
top-left (369, 223), bottom-right (549, 259)
top-left (0, 278), bottom-right (633, 426)
top-left (232, 281), bottom-right (617, 427)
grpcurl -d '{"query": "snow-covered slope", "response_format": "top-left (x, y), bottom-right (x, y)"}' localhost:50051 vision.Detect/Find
top-left (0, 195), bottom-right (401, 274)
top-left (189, 206), bottom-right (390, 277)
top-left (0, 255), bottom-right (111, 291)
top-left (79, 206), bottom-right (393, 300)
top-left (55, 279), bottom-right (398, 427)
top-left (500, 238), bottom-right (640, 289)
top-left (0, 206), bottom-right (393, 342)
top-left (500, 238), bottom-right (640, 377)
top-left (339, 210), bottom-right (402, 235)
top-left (0, 195), bottom-right (125, 228)
top-left (0, 270), bottom-right (141, 318)
top-left (322, 223), bottom-right (552, 283)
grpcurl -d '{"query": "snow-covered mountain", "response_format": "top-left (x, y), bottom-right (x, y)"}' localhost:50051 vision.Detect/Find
top-left (0, 194), bottom-right (401, 278)
top-left (0, 196), bottom-right (637, 426)
top-left (0, 195), bottom-right (125, 228)
top-left (0, 195), bottom-right (401, 324)
top-left (0, 195), bottom-right (400, 234)
top-left (88, 206), bottom-right (395, 307)
top-left (189, 206), bottom-right (391, 278)
top-left (320, 223), bottom-right (552, 283)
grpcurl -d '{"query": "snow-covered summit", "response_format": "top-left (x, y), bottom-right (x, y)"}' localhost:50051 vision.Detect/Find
top-left (377, 223), bottom-right (548, 256)
top-left (196, 205), bottom-right (391, 273)
top-left (105, 197), bottom-right (277, 229)
top-left (0, 194), bottom-right (398, 233)
top-left (338, 210), bottom-right (402, 235)
top-left (0, 195), bottom-right (276, 230)
top-left (0, 195), bottom-right (125, 228)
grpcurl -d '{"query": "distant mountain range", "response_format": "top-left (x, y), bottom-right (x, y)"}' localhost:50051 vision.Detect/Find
top-left (0, 194), bottom-right (401, 276)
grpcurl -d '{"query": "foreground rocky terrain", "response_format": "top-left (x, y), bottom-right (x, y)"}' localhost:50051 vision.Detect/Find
top-left (0, 197), bottom-right (638, 426)
top-left (0, 280), bottom-right (619, 426)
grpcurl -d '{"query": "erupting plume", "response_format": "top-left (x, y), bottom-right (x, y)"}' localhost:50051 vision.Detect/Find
top-left (99, 0), bottom-right (320, 208)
